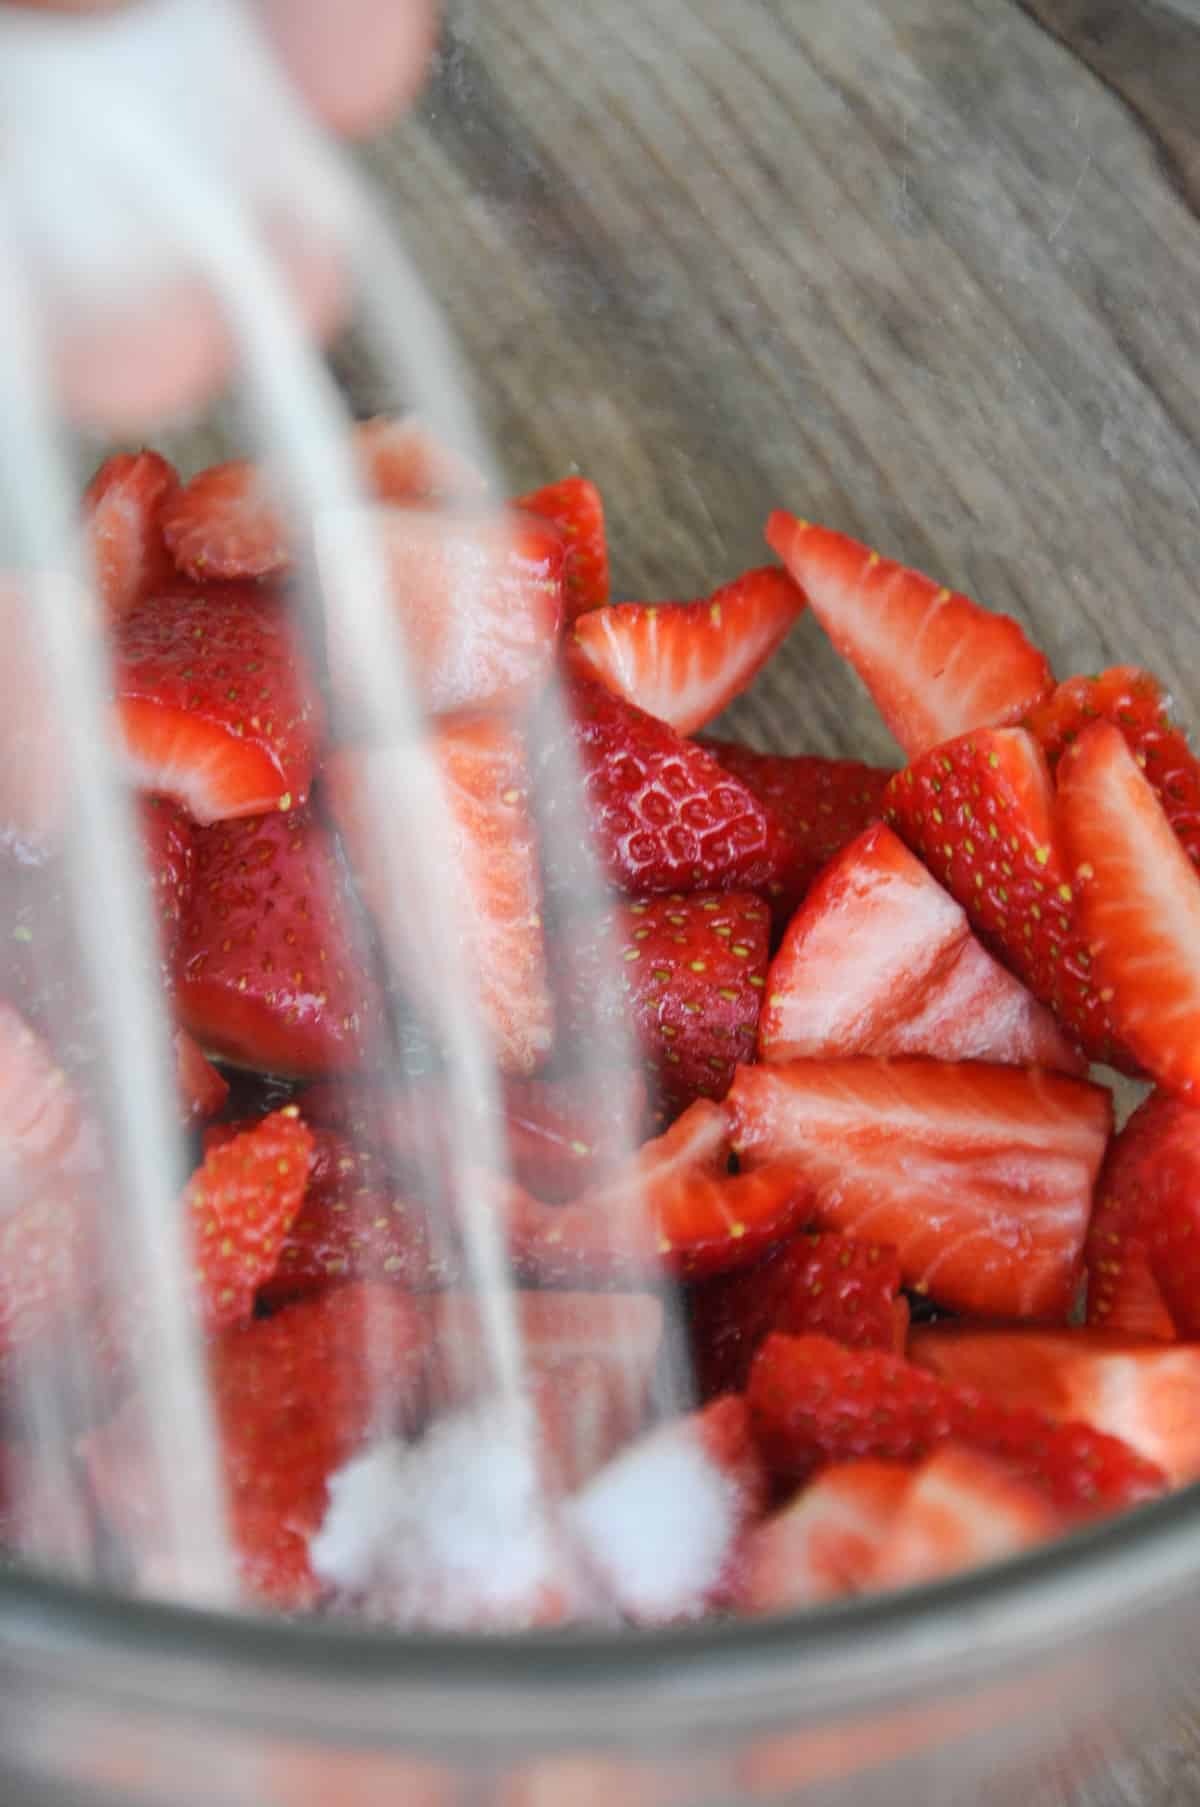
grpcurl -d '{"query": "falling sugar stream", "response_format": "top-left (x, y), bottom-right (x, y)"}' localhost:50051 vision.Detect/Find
top-left (0, 0), bottom-right (684, 1620)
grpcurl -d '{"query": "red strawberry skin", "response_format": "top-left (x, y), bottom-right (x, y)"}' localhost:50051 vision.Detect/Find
top-left (885, 727), bottom-right (1126, 1068)
top-left (690, 1230), bottom-right (905, 1399)
top-left (758, 823), bottom-right (1085, 1073)
top-left (505, 1099), bottom-right (812, 1283)
top-left (1085, 1091), bottom-right (1200, 1340)
top-left (1058, 721), bottom-right (1200, 1099)
top-left (728, 1058), bottom-right (1111, 1321)
top-left (748, 1332), bottom-right (1166, 1518)
top-left (909, 1324), bottom-right (1200, 1487)
top-left (569, 566), bottom-right (805, 737)
top-left (766, 512), bottom-right (1053, 758)
top-left (554, 891), bottom-right (770, 1114)
top-left (201, 1122), bottom-right (455, 1307)
top-left (186, 1107), bottom-right (313, 1334)
top-left (83, 451), bottom-right (180, 622)
top-left (114, 585), bottom-right (325, 825)
top-left (701, 739), bottom-right (892, 929)
top-left (175, 807), bottom-right (385, 1078)
top-left (537, 677), bottom-right (787, 897)
top-left (329, 721), bottom-right (554, 1078)
top-left (1026, 666), bottom-right (1200, 871)
top-left (137, 796), bottom-right (195, 967)
top-left (514, 476), bottom-right (609, 620)
top-left (85, 1284), bottom-right (431, 1608)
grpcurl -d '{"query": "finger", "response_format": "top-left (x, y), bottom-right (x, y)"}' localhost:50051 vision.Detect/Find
top-left (53, 237), bottom-right (347, 432)
top-left (259, 0), bottom-right (437, 139)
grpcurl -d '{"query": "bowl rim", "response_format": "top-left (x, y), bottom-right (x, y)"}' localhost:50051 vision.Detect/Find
top-left (2, 1480), bottom-right (1199, 1750)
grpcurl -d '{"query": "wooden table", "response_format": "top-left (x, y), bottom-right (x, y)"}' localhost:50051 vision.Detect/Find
top-left (352, 4), bottom-right (1200, 1803)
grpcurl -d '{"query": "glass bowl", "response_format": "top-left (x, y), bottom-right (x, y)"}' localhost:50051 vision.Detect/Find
top-left (7, 1), bottom-right (1200, 1801)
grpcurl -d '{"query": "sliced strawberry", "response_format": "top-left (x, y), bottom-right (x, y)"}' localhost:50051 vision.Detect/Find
top-left (186, 1107), bottom-right (313, 1334)
top-left (569, 567), bottom-right (805, 736)
top-left (728, 1059), bottom-right (1111, 1320)
top-left (885, 727), bottom-right (1126, 1067)
top-left (304, 1071), bottom-right (649, 1206)
top-left (909, 1325), bottom-right (1200, 1487)
top-left (536, 677), bottom-right (787, 897)
top-left (1085, 1091), bottom-right (1200, 1340)
top-left (0, 1004), bottom-right (99, 1362)
top-left (255, 1127), bottom-right (452, 1307)
top-left (163, 426), bottom-right (488, 586)
top-left (868, 1445), bottom-right (1058, 1592)
top-left (174, 1030), bottom-right (229, 1125)
top-left (701, 740), bottom-right (892, 929)
top-left (690, 1230), bottom-right (905, 1400)
top-left (739, 1461), bottom-right (914, 1612)
top-left (162, 461), bottom-right (289, 582)
top-left (114, 584), bottom-right (324, 825)
top-left (329, 721), bottom-right (553, 1077)
top-left (566, 1395), bottom-right (767, 1624)
top-left (766, 513), bottom-right (1052, 758)
top-left (324, 508), bottom-right (564, 719)
top-left (85, 1284), bottom-right (431, 1608)
top-left (515, 476), bottom-right (609, 619)
top-left (1058, 720), bottom-right (1200, 1097)
top-left (747, 1332), bottom-right (1166, 1517)
top-left (758, 824), bottom-right (1084, 1072)
top-left (1026, 666), bottom-right (1200, 871)
top-left (356, 415), bottom-right (489, 504)
top-left (174, 807), bottom-right (385, 1078)
top-left (506, 1103), bottom-right (811, 1285)
top-left (554, 891), bottom-right (770, 1115)
top-left (83, 450), bottom-right (180, 622)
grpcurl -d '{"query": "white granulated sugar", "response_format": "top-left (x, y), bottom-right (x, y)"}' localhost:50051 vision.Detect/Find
top-left (310, 1403), bottom-right (580, 1630)
top-left (566, 1421), bottom-right (735, 1623)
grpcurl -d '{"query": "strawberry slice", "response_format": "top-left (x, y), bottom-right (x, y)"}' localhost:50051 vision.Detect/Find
top-left (566, 1395), bottom-right (767, 1624)
top-left (701, 739), bottom-right (892, 929)
top-left (514, 476), bottom-right (609, 619)
top-left (304, 1071), bottom-right (649, 1206)
top-left (868, 1446), bottom-right (1059, 1593)
top-left (83, 450), bottom-right (180, 622)
top-left (162, 461), bottom-right (289, 582)
top-left (739, 1461), bottom-right (913, 1612)
top-left (0, 1004), bottom-right (100, 1363)
top-left (114, 584), bottom-right (324, 825)
top-left (766, 513), bottom-right (1052, 758)
top-left (174, 807), bottom-right (386, 1078)
top-left (85, 1284), bottom-right (431, 1608)
top-left (569, 567), bottom-right (805, 736)
top-left (690, 1230), bottom-right (906, 1400)
top-left (536, 677), bottom-right (787, 897)
top-left (324, 508), bottom-right (565, 720)
top-left (1085, 1091), bottom-right (1200, 1340)
top-left (728, 1059), bottom-right (1111, 1320)
top-left (758, 824), bottom-right (1084, 1072)
top-left (163, 424), bottom-right (488, 585)
top-left (747, 1332), bottom-right (1166, 1517)
top-left (909, 1325), bottom-right (1200, 1488)
top-left (885, 727), bottom-right (1127, 1067)
top-left (174, 1030), bottom-right (229, 1125)
top-left (1058, 720), bottom-right (1200, 1097)
top-left (1025, 666), bottom-right (1200, 872)
top-left (242, 1126), bottom-right (453, 1306)
top-left (505, 1098), bottom-right (812, 1283)
top-left (186, 1107), bottom-right (313, 1334)
top-left (329, 721), bottom-right (554, 1077)
top-left (553, 891), bottom-right (770, 1115)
